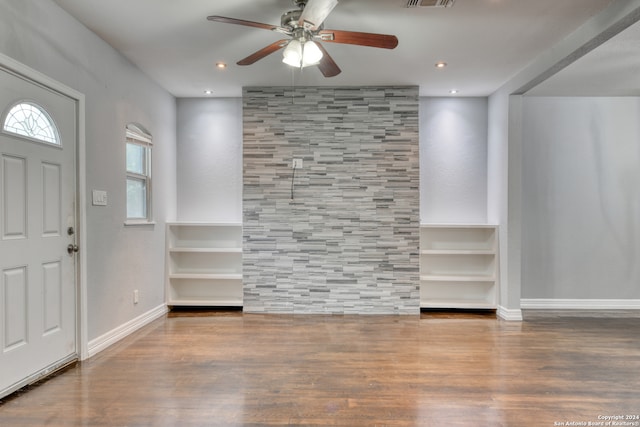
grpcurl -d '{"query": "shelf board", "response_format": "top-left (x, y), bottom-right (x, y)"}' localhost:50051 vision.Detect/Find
top-left (420, 224), bottom-right (497, 229)
top-left (169, 273), bottom-right (243, 280)
top-left (167, 222), bottom-right (242, 227)
top-left (420, 274), bottom-right (495, 282)
top-left (168, 298), bottom-right (243, 307)
top-left (169, 247), bottom-right (242, 253)
top-left (420, 300), bottom-right (496, 309)
top-left (420, 249), bottom-right (494, 255)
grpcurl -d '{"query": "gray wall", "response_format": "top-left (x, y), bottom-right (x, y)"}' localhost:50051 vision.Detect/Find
top-left (0, 0), bottom-right (177, 340)
top-left (176, 98), bottom-right (242, 222)
top-left (242, 86), bottom-right (420, 314)
top-left (522, 96), bottom-right (640, 299)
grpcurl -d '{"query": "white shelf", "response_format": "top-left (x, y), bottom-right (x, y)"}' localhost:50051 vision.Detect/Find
top-left (420, 279), bottom-right (496, 309)
top-left (420, 225), bottom-right (498, 309)
top-left (169, 247), bottom-right (242, 253)
top-left (421, 300), bottom-right (496, 310)
top-left (167, 222), bottom-right (242, 250)
top-left (419, 223), bottom-right (497, 228)
top-left (166, 298), bottom-right (243, 307)
top-left (420, 224), bottom-right (496, 252)
top-left (421, 249), bottom-right (494, 255)
top-left (166, 223), bottom-right (243, 307)
top-left (420, 274), bottom-right (495, 282)
top-left (169, 273), bottom-right (243, 280)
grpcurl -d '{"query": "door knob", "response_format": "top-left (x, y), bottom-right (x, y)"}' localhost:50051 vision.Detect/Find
top-left (67, 244), bottom-right (79, 255)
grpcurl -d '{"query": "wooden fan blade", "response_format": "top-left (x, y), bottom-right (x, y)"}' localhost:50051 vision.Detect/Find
top-left (298, 0), bottom-right (338, 31)
top-left (207, 15), bottom-right (278, 31)
top-left (237, 40), bottom-right (288, 66)
top-left (318, 29), bottom-right (398, 49)
top-left (315, 43), bottom-right (341, 77)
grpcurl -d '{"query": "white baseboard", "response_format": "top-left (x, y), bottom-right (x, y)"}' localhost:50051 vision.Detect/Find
top-left (497, 305), bottom-right (523, 321)
top-left (521, 299), bottom-right (640, 310)
top-left (87, 304), bottom-right (168, 358)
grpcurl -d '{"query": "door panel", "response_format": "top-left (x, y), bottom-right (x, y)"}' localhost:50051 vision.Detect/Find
top-left (2, 154), bottom-right (27, 238)
top-left (2, 266), bottom-right (28, 351)
top-left (43, 260), bottom-right (62, 335)
top-left (42, 162), bottom-right (62, 236)
top-left (0, 65), bottom-right (78, 397)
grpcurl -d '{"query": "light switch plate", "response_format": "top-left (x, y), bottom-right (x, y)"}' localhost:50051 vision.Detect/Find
top-left (92, 190), bottom-right (108, 206)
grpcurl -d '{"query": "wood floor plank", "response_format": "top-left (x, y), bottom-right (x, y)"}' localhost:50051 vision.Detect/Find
top-left (1, 311), bottom-right (638, 426)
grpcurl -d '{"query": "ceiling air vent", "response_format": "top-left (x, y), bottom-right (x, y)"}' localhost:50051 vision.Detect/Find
top-left (407, 0), bottom-right (455, 7)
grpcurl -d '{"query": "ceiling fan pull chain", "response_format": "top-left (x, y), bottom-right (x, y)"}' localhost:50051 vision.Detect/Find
top-left (291, 68), bottom-right (296, 104)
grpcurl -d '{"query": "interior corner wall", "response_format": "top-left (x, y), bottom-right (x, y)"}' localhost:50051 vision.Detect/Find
top-left (176, 98), bottom-right (242, 222)
top-left (242, 86), bottom-right (420, 314)
top-left (522, 96), bottom-right (640, 299)
top-left (419, 97), bottom-right (488, 224)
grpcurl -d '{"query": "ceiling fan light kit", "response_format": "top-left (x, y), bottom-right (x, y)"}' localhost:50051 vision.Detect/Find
top-left (207, 0), bottom-right (398, 77)
top-left (282, 39), bottom-right (323, 68)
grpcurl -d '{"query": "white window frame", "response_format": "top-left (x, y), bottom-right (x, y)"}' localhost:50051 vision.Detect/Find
top-left (2, 100), bottom-right (61, 146)
top-left (125, 123), bottom-right (153, 225)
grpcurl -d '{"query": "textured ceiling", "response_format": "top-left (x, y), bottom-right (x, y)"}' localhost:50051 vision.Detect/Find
top-left (52, 0), bottom-right (618, 98)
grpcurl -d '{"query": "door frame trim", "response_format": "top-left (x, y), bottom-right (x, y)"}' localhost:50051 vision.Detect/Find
top-left (0, 52), bottom-right (88, 361)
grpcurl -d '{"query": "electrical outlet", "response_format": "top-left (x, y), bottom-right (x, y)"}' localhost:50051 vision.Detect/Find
top-left (133, 289), bottom-right (139, 304)
top-left (292, 158), bottom-right (303, 169)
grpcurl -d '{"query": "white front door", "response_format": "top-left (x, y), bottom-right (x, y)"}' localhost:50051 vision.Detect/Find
top-left (0, 65), bottom-right (78, 398)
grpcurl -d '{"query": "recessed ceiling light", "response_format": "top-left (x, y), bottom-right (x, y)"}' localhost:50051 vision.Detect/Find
top-left (216, 62), bottom-right (227, 69)
top-left (449, 89), bottom-right (458, 94)
top-left (204, 90), bottom-right (213, 95)
top-left (435, 61), bottom-right (447, 68)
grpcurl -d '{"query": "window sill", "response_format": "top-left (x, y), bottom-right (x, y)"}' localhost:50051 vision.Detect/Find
top-left (124, 220), bottom-right (156, 227)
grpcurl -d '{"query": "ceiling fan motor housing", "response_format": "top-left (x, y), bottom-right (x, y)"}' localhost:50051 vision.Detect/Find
top-left (282, 9), bottom-right (324, 33)
top-left (281, 10), bottom-right (302, 28)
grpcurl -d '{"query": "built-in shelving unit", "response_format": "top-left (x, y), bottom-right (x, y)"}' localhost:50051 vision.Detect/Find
top-left (166, 222), bottom-right (242, 307)
top-left (420, 224), bottom-right (498, 309)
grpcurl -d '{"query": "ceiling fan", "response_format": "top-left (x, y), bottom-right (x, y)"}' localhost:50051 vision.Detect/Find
top-left (207, 0), bottom-right (399, 77)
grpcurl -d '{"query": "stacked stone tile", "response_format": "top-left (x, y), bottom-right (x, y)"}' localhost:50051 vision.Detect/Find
top-left (243, 86), bottom-right (420, 314)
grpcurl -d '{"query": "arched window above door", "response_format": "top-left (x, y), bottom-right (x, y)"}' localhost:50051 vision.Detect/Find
top-left (2, 101), bottom-right (60, 145)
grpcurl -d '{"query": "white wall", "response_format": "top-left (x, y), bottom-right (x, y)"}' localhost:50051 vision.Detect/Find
top-left (419, 97), bottom-right (488, 223)
top-left (0, 1), bottom-right (177, 341)
top-left (522, 97), bottom-right (640, 299)
top-left (176, 98), bottom-right (242, 222)
top-left (487, 0), bottom-right (640, 317)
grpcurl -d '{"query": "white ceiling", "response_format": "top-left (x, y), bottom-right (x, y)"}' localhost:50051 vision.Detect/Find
top-left (52, 0), bottom-right (617, 98)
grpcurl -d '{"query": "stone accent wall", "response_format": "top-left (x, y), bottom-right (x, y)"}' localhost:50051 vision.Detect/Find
top-left (243, 86), bottom-right (420, 314)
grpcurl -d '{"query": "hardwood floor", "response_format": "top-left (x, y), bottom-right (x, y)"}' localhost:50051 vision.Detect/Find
top-left (1, 310), bottom-right (638, 426)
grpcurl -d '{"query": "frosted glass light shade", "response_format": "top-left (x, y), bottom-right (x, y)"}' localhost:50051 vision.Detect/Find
top-left (282, 40), bottom-right (323, 68)
top-left (302, 40), bottom-right (322, 66)
top-left (282, 40), bottom-right (303, 67)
